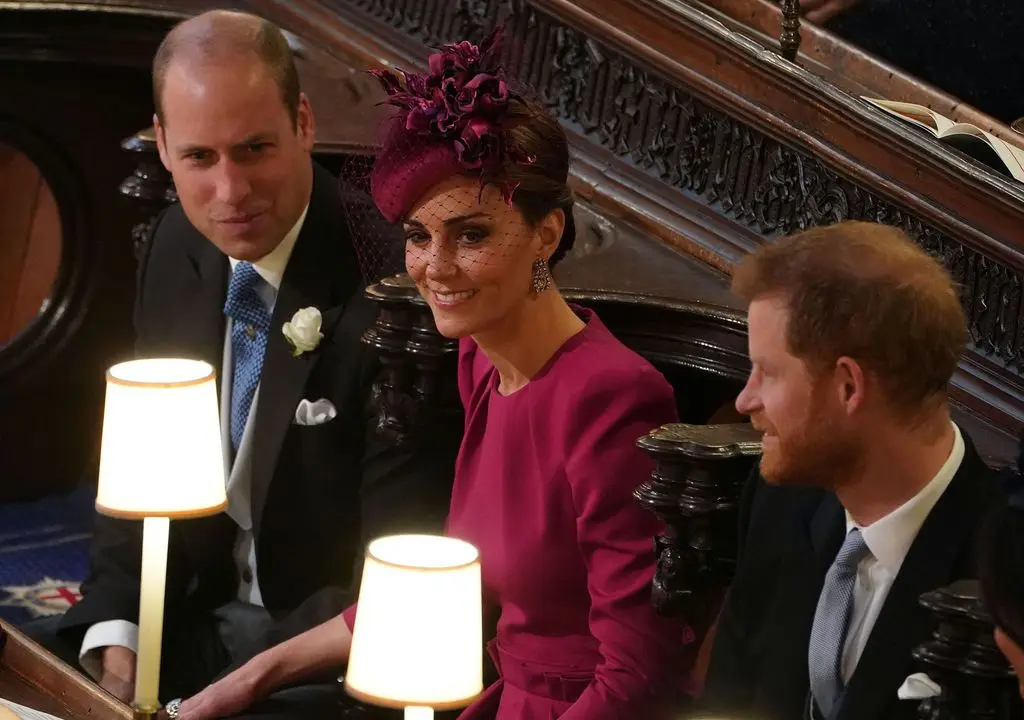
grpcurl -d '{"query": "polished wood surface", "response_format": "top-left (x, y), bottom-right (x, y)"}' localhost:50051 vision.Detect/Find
top-left (0, 146), bottom-right (61, 345)
top-left (0, 621), bottom-right (131, 720)
top-left (0, 0), bottom-right (1019, 495)
top-left (699, 0), bottom-right (1024, 148)
top-left (242, 0), bottom-right (1023, 460)
top-left (0, 4), bottom-right (161, 500)
top-left (912, 580), bottom-right (1021, 719)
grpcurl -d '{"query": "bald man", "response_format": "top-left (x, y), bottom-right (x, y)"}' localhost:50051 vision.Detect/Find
top-left (43, 10), bottom-right (458, 712)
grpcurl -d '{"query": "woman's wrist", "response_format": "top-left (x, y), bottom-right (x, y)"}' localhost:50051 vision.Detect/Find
top-left (248, 643), bottom-right (292, 696)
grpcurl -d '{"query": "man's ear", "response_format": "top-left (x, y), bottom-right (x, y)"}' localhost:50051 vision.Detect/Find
top-left (834, 356), bottom-right (867, 416)
top-left (296, 93), bottom-right (315, 152)
top-left (154, 114), bottom-right (170, 171)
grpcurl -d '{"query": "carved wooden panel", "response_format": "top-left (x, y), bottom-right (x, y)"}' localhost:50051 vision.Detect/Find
top-left (301, 0), bottom-right (1023, 443)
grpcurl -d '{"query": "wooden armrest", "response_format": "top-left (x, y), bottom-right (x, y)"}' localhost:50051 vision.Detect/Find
top-left (0, 620), bottom-right (132, 719)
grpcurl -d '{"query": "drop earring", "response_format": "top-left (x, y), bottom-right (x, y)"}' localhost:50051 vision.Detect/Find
top-left (531, 257), bottom-right (552, 294)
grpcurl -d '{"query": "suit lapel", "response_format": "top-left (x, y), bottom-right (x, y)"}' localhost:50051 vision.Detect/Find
top-left (809, 492), bottom-right (846, 568)
top-left (185, 234), bottom-right (229, 391)
top-left (768, 490), bottom-right (844, 714)
top-left (177, 234), bottom-right (235, 577)
top-left (248, 164), bottom-right (360, 539)
top-left (838, 445), bottom-right (992, 720)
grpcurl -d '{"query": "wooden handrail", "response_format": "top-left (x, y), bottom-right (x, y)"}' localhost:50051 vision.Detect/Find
top-left (0, 620), bottom-right (133, 719)
top-left (700, 0), bottom-right (1024, 149)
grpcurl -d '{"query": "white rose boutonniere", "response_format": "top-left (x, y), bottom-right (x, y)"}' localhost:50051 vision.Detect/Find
top-left (282, 306), bottom-right (323, 357)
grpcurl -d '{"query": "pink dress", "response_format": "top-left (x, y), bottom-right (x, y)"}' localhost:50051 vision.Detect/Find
top-left (451, 308), bottom-right (692, 719)
top-left (345, 308), bottom-right (694, 718)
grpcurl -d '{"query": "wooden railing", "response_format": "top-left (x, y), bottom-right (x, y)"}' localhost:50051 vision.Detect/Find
top-left (244, 0), bottom-right (1024, 458)
top-left (2, 0), bottom-right (1021, 485)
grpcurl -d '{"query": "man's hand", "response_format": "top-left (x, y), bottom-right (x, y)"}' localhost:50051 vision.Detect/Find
top-left (99, 646), bottom-right (136, 703)
top-left (800, 0), bottom-right (860, 24)
top-left (177, 658), bottom-right (269, 720)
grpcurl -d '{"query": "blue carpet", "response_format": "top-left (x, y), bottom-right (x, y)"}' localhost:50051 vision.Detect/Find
top-left (0, 486), bottom-right (94, 623)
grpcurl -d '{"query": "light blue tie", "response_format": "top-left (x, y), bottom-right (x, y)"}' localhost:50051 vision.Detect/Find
top-left (224, 262), bottom-right (271, 451)
top-left (808, 528), bottom-right (870, 719)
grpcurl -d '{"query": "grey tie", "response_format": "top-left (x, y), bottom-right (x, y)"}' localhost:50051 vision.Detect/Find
top-left (808, 528), bottom-right (870, 719)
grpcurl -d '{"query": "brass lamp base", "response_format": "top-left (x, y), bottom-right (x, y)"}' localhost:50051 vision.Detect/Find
top-left (131, 702), bottom-right (162, 719)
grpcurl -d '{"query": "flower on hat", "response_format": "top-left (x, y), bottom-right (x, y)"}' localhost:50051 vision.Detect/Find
top-left (369, 27), bottom-right (533, 208)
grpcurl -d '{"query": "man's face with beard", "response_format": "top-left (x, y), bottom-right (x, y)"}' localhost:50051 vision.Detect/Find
top-left (736, 296), bottom-right (861, 488)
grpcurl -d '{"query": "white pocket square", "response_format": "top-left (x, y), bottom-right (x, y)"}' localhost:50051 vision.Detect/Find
top-left (897, 672), bottom-right (941, 700)
top-left (294, 398), bottom-right (337, 426)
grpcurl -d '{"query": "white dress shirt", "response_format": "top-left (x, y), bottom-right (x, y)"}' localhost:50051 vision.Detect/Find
top-left (838, 422), bottom-right (965, 682)
top-left (79, 203), bottom-right (310, 678)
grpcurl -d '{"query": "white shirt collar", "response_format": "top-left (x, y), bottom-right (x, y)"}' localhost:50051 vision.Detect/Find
top-left (228, 202), bottom-right (310, 291)
top-left (845, 422), bottom-right (965, 572)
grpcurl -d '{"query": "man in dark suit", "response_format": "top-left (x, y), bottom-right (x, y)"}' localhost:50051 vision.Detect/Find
top-left (702, 221), bottom-right (999, 720)
top-left (49, 9), bottom-right (458, 711)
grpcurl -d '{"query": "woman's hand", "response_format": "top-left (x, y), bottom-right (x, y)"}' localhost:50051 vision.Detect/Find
top-left (176, 656), bottom-right (270, 720)
top-left (175, 611), bottom-right (354, 719)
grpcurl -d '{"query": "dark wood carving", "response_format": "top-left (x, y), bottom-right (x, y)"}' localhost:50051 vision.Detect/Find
top-left (90, 0), bottom-right (1018, 465)
top-left (119, 129), bottom-right (176, 261)
top-left (913, 580), bottom-right (1023, 720)
top-left (500, 2), bottom-right (1023, 380)
top-left (361, 275), bottom-right (459, 446)
top-left (634, 423), bottom-right (761, 619)
top-left (778, 0), bottom-right (801, 61)
top-left (262, 0), bottom-right (1024, 446)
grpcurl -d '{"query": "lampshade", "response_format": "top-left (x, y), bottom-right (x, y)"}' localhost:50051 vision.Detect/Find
top-left (95, 358), bottom-right (228, 519)
top-left (345, 535), bottom-right (483, 710)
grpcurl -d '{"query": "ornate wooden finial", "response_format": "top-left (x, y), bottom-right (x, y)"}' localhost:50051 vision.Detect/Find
top-left (913, 579), bottom-right (1022, 720)
top-left (362, 274), bottom-right (459, 447)
top-left (635, 423), bottom-right (761, 619)
top-left (120, 128), bottom-right (177, 261)
top-left (779, 0), bottom-right (802, 62)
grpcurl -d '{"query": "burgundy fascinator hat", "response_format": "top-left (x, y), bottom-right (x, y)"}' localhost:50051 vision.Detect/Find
top-left (367, 28), bottom-right (533, 224)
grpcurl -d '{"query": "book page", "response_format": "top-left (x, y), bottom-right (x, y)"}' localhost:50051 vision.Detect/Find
top-left (980, 132), bottom-right (1024, 181)
top-left (862, 96), bottom-right (1024, 182)
top-left (861, 97), bottom-right (955, 135)
top-left (0, 699), bottom-right (65, 720)
top-left (940, 124), bottom-right (1024, 181)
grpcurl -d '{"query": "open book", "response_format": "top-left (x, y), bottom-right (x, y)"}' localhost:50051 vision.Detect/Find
top-left (0, 700), bottom-right (64, 720)
top-left (863, 97), bottom-right (1024, 182)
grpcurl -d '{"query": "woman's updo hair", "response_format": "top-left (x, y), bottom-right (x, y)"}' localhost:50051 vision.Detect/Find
top-left (501, 98), bottom-right (576, 268)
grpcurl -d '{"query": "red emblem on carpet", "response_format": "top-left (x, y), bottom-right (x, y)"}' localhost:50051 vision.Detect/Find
top-left (0, 577), bottom-right (81, 618)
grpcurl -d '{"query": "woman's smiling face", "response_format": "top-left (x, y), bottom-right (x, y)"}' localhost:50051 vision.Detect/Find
top-left (404, 175), bottom-right (543, 339)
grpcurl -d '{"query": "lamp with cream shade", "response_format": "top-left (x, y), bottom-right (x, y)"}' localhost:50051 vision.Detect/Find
top-left (95, 358), bottom-right (227, 718)
top-left (345, 534), bottom-right (484, 719)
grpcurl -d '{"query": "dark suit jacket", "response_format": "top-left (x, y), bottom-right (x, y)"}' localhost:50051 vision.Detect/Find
top-left (62, 161), bottom-right (460, 656)
top-left (703, 432), bottom-right (999, 720)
